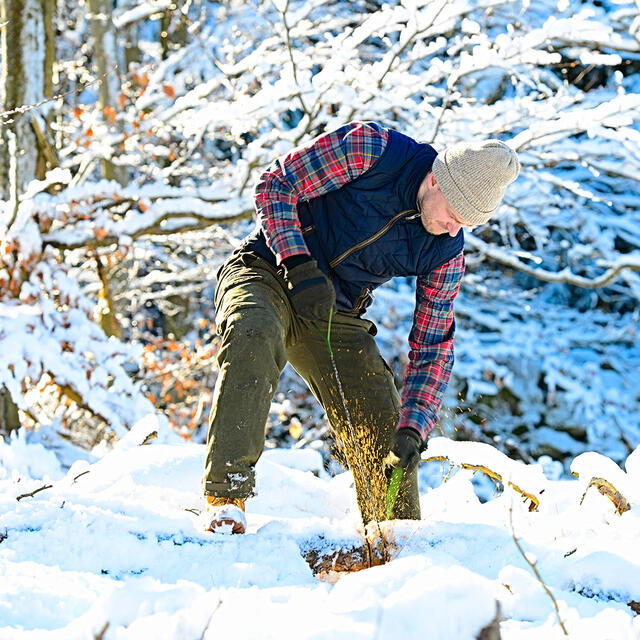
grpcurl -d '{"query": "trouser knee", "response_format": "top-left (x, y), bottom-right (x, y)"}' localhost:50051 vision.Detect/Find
top-left (218, 308), bottom-right (287, 369)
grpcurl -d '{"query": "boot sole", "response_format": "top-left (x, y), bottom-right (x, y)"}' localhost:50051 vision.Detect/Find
top-left (206, 516), bottom-right (246, 535)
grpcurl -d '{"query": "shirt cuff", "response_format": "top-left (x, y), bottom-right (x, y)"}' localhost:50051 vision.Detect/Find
top-left (397, 405), bottom-right (438, 440)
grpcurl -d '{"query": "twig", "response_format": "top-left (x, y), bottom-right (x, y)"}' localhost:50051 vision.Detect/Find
top-left (0, 67), bottom-right (118, 124)
top-left (579, 476), bottom-right (630, 515)
top-left (508, 503), bottom-right (568, 635)
top-left (73, 470), bottom-right (91, 483)
top-left (94, 621), bottom-right (109, 640)
top-left (276, 0), bottom-right (311, 121)
top-left (375, 0), bottom-right (451, 90)
top-left (199, 598), bottom-right (223, 640)
top-left (16, 484), bottom-right (53, 501)
top-left (425, 455), bottom-right (540, 510)
top-left (140, 431), bottom-right (158, 445)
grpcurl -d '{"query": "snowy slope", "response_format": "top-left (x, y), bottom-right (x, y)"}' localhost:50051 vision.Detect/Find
top-left (1, 429), bottom-right (639, 639)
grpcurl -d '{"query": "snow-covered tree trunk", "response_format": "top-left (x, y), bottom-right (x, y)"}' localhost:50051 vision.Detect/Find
top-left (35, 0), bottom-right (57, 180)
top-left (115, 0), bottom-right (141, 70)
top-left (0, 385), bottom-right (20, 436)
top-left (160, 2), bottom-right (188, 60)
top-left (87, 0), bottom-right (128, 185)
top-left (0, 0), bottom-right (46, 200)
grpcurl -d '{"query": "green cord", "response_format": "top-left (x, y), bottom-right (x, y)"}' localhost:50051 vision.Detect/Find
top-left (312, 307), bottom-right (333, 354)
top-left (385, 467), bottom-right (404, 520)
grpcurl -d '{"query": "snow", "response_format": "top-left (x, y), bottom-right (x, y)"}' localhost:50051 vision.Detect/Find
top-left (1, 432), bottom-right (639, 639)
top-left (2, 0), bottom-right (640, 636)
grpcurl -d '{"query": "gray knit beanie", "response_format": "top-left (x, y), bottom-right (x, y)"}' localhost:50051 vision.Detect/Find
top-left (432, 140), bottom-right (520, 226)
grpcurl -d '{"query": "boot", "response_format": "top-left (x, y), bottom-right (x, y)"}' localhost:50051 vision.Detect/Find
top-left (203, 496), bottom-right (246, 534)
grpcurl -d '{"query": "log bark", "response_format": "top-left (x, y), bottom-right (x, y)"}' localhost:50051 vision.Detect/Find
top-left (300, 522), bottom-right (502, 639)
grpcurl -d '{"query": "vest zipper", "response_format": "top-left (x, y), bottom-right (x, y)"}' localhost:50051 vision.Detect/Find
top-left (329, 209), bottom-right (418, 269)
top-left (352, 286), bottom-right (372, 314)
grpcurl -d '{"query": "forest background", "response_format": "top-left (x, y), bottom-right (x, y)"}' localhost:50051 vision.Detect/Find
top-left (1, 0), bottom-right (639, 474)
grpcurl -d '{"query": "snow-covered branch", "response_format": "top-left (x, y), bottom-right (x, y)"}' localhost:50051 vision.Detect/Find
top-left (465, 234), bottom-right (640, 289)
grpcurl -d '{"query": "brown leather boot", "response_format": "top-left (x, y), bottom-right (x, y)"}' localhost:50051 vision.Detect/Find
top-left (203, 496), bottom-right (246, 534)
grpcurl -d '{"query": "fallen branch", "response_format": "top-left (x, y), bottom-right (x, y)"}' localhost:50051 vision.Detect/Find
top-left (16, 484), bottom-right (53, 501)
top-left (94, 621), bottom-right (109, 640)
top-left (579, 476), bottom-right (630, 515)
top-left (140, 431), bottom-right (158, 445)
top-left (424, 455), bottom-right (540, 511)
top-left (73, 470), bottom-right (91, 483)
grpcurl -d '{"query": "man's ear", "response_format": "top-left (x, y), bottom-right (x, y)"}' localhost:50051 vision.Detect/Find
top-left (428, 172), bottom-right (437, 189)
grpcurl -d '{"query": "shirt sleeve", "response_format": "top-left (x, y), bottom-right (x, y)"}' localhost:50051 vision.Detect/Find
top-left (253, 121), bottom-right (389, 263)
top-left (397, 251), bottom-right (465, 440)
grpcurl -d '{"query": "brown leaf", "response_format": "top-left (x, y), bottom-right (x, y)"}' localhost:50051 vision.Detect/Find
top-left (103, 106), bottom-right (116, 125)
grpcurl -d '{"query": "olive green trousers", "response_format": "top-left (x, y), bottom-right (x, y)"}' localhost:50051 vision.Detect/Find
top-left (203, 252), bottom-right (420, 524)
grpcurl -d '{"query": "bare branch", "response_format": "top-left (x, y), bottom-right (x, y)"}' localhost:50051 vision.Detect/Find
top-left (275, 0), bottom-right (312, 120)
top-left (16, 484), bottom-right (53, 501)
top-left (112, 0), bottom-right (172, 29)
top-left (465, 234), bottom-right (640, 289)
top-left (43, 207), bottom-right (253, 250)
top-left (0, 67), bottom-right (119, 124)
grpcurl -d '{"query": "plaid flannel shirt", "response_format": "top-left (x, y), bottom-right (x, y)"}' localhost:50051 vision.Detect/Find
top-left (253, 122), bottom-right (465, 439)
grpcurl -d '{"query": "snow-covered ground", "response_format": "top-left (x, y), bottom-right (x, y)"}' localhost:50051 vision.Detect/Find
top-left (1, 424), bottom-right (639, 639)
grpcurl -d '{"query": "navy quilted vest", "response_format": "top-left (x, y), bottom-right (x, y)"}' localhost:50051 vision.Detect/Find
top-left (240, 128), bottom-right (464, 313)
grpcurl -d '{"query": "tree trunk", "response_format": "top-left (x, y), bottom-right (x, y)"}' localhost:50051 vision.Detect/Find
top-left (87, 0), bottom-right (128, 186)
top-left (0, 0), bottom-right (46, 201)
top-left (35, 0), bottom-right (57, 180)
top-left (160, 1), bottom-right (189, 60)
top-left (0, 386), bottom-right (20, 437)
top-left (115, 0), bottom-right (141, 70)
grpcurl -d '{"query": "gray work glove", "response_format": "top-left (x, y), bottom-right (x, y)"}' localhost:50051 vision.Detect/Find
top-left (284, 257), bottom-right (336, 322)
top-left (383, 428), bottom-right (423, 478)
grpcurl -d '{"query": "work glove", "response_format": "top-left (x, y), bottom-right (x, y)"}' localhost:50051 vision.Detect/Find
top-left (284, 257), bottom-right (336, 322)
top-left (383, 428), bottom-right (423, 478)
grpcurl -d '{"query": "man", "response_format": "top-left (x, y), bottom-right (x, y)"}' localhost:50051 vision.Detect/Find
top-left (202, 121), bottom-right (520, 534)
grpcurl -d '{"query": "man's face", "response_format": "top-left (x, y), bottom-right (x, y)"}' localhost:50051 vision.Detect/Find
top-left (417, 172), bottom-right (472, 236)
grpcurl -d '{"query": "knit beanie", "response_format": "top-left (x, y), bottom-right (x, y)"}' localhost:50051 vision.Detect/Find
top-left (432, 140), bottom-right (520, 226)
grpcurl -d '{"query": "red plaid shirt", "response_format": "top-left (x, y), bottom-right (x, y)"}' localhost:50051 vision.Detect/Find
top-left (253, 122), bottom-right (465, 439)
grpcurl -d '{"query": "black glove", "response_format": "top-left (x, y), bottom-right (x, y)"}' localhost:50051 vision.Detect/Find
top-left (284, 257), bottom-right (336, 322)
top-left (383, 428), bottom-right (423, 477)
